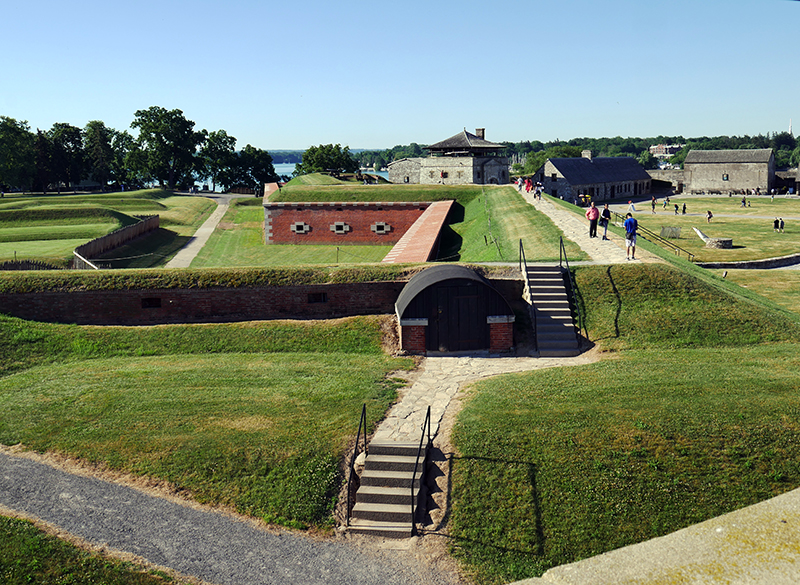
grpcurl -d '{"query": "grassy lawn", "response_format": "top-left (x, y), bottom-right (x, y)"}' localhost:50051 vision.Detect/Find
top-left (0, 314), bottom-right (411, 529)
top-left (722, 268), bottom-right (800, 314)
top-left (441, 187), bottom-right (587, 263)
top-left (630, 195), bottom-right (800, 262)
top-left (0, 190), bottom-right (216, 268)
top-left (191, 199), bottom-right (393, 267)
top-left (449, 263), bottom-right (800, 584)
top-left (0, 516), bottom-right (180, 584)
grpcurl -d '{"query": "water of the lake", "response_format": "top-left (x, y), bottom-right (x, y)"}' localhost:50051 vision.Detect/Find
top-left (273, 162), bottom-right (389, 180)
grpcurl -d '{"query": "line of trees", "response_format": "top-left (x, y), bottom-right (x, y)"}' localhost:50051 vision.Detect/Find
top-left (353, 133), bottom-right (800, 175)
top-left (0, 107), bottom-right (281, 194)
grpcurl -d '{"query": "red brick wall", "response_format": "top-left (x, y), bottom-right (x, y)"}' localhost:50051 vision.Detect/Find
top-left (0, 282), bottom-right (406, 326)
top-left (489, 322), bottom-right (514, 352)
top-left (264, 202), bottom-right (428, 245)
top-left (401, 325), bottom-right (427, 354)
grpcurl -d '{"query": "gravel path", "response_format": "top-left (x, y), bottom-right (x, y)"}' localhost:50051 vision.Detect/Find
top-left (0, 452), bottom-right (462, 585)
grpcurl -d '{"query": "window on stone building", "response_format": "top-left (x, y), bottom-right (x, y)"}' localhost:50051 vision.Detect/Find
top-left (308, 292), bottom-right (328, 303)
top-left (551, 173), bottom-right (557, 181)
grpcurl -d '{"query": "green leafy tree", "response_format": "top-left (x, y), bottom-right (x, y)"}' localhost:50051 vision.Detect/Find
top-left (84, 120), bottom-right (115, 189)
top-left (48, 123), bottom-right (85, 193)
top-left (112, 130), bottom-right (140, 189)
top-left (637, 150), bottom-right (658, 170)
top-left (295, 143), bottom-right (359, 175)
top-left (0, 116), bottom-right (35, 191)
top-left (199, 129), bottom-right (237, 191)
top-left (130, 106), bottom-right (205, 189)
top-left (235, 145), bottom-right (278, 194)
top-left (34, 130), bottom-right (53, 193)
top-left (523, 145), bottom-right (583, 174)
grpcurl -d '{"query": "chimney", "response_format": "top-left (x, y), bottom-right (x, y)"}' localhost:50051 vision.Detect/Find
top-left (475, 128), bottom-right (485, 140)
top-left (582, 150), bottom-right (593, 161)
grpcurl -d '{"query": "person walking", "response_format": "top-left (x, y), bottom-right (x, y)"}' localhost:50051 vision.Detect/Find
top-left (779, 218), bottom-right (785, 233)
top-left (682, 202), bottom-right (687, 215)
top-left (601, 203), bottom-right (612, 240)
top-left (586, 201), bottom-right (600, 238)
top-left (707, 210), bottom-right (713, 223)
top-left (624, 212), bottom-right (638, 260)
top-left (774, 218), bottom-right (780, 232)
top-left (674, 203), bottom-right (679, 215)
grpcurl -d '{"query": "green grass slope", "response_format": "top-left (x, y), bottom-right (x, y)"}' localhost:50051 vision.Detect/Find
top-left (449, 263), bottom-right (800, 584)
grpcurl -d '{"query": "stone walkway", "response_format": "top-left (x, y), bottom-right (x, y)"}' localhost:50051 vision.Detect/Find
top-left (372, 355), bottom-right (594, 443)
top-left (519, 191), bottom-right (633, 264)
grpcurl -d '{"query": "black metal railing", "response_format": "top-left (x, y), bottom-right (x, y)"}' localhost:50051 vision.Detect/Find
top-left (346, 404), bottom-right (368, 526)
top-left (519, 239), bottom-right (537, 351)
top-left (559, 236), bottom-right (585, 343)
top-left (410, 405), bottom-right (432, 536)
top-left (611, 211), bottom-right (695, 262)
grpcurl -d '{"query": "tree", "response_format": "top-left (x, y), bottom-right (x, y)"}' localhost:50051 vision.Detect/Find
top-left (130, 106), bottom-right (205, 189)
top-left (199, 129), bottom-right (237, 191)
top-left (0, 116), bottom-right (35, 191)
top-left (49, 123), bottom-right (85, 192)
top-left (637, 150), bottom-right (658, 170)
top-left (33, 130), bottom-right (53, 193)
top-left (84, 120), bottom-right (115, 189)
top-left (522, 145), bottom-right (583, 174)
top-left (236, 144), bottom-right (278, 194)
top-left (295, 143), bottom-right (359, 175)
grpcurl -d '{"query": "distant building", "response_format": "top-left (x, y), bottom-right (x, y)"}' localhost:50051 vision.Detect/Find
top-left (535, 150), bottom-right (651, 203)
top-left (683, 149), bottom-right (774, 193)
top-left (388, 128), bottom-right (509, 185)
top-left (649, 144), bottom-right (685, 158)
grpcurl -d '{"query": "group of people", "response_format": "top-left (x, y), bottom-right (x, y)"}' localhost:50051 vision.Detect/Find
top-left (647, 196), bottom-right (686, 215)
top-left (774, 218), bottom-right (785, 232)
top-left (584, 202), bottom-right (638, 260)
top-left (517, 177), bottom-right (543, 200)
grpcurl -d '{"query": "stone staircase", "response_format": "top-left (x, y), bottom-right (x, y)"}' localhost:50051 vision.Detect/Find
top-left (348, 441), bottom-right (427, 538)
top-left (524, 265), bottom-right (581, 357)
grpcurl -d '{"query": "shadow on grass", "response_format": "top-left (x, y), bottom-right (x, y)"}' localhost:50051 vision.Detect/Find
top-left (423, 453), bottom-right (545, 558)
top-left (97, 228), bottom-right (191, 268)
top-left (434, 203), bottom-right (465, 261)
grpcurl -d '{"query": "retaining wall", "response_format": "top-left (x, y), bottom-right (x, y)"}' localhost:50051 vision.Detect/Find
top-left (73, 216), bottom-right (160, 268)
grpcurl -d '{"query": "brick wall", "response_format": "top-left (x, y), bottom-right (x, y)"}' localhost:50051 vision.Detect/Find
top-left (489, 321), bottom-right (514, 352)
top-left (264, 202), bottom-right (428, 245)
top-left (0, 282), bottom-right (406, 326)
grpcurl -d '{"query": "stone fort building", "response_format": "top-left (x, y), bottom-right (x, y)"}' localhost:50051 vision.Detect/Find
top-left (388, 128), bottom-right (509, 185)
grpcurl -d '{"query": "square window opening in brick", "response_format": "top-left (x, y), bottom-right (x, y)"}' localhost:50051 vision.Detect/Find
top-left (141, 297), bottom-right (162, 309)
top-left (308, 292), bottom-right (328, 303)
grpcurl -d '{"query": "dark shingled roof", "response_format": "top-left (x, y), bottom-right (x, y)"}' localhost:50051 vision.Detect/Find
top-left (426, 129), bottom-right (505, 155)
top-left (684, 149), bottom-right (774, 164)
top-left (547, 157), bottom-right (651, 185)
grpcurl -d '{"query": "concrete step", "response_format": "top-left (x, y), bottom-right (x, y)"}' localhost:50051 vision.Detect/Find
top-left (539, 348), bottom-right (582, 357)
top-left (363, 454), bottom-right (419, 473)
top-left (347, 518), bottom-right (413, 539)
top-left (367, 442), bottom-right (420, 457)
top-left (351, 502), bottom-right (414, 523)
top-left (360, 468), bottom-right (420, 488)
top-left (356, 485), bottom-right (412, 506)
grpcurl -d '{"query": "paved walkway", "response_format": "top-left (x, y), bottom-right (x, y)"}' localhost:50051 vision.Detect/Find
top-left (372, 355), bottom-right (594, 443)
top-left (519, 192), bottom-right (633, 264)
top-left (165, 194), bottom-right (249, 269)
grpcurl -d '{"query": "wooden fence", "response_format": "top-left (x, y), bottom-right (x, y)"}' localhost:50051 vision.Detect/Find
top-left (73, 215), bottom-right (159, 269)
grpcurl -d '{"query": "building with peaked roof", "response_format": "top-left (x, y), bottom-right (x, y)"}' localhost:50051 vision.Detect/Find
top-left (535, 150), bottom-right (651, 203)
top-left (388, 128), bottom-right (509, 185)
top-left (682, 149), bottom-right (774, 193)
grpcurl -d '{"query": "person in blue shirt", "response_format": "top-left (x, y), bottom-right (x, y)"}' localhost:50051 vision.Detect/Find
top-left (623, 213), bottom-right (638, 260)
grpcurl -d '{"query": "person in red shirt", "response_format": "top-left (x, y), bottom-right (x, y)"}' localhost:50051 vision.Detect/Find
top-left (585, 201), bottom-right (600, 238)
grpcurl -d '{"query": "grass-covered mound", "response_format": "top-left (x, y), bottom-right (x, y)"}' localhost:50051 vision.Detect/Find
top-left (0, 314), bottom-right (412, 529)
top-left (272, 181), bottom-right (486, 205)
top-left (449, 263), bottom-right (800, 584)
top-left (0, 264), bottom-right (423, 294)
top-left (0, 516), bottom-right (176, 585)
top-left (0, 190), bottom-right (215, 267)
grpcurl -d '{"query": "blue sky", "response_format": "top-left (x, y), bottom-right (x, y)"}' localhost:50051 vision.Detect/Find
top-left (2, 0), bottom-right (797, 150)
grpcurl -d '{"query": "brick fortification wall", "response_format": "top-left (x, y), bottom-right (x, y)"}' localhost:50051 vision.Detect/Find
top-left (0, 278), bottom-right (522, 327)
top-left (74, 216), bottom-right (160, 268)
top-left (264, 202), bottom-right (429, 245)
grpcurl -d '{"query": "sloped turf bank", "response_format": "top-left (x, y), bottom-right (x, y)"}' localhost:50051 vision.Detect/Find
top-left (448, 263), bottom-right (800, 584)
top-left (0, 516), bottom-right (180, 585)
top-left (0, 315), bottom-right (412, 529)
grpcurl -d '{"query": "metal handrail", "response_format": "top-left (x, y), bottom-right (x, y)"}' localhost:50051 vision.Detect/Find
top-left (346, 404), bottom-right (367, 526)
top-left (612, 211), bottom-right (695, 262)
top-left (520, 239), bottom-right (537, 352)
top-left (410, 405), bottom-right (432, 536)
top-left (559, 236), bottom-right (585, 343)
